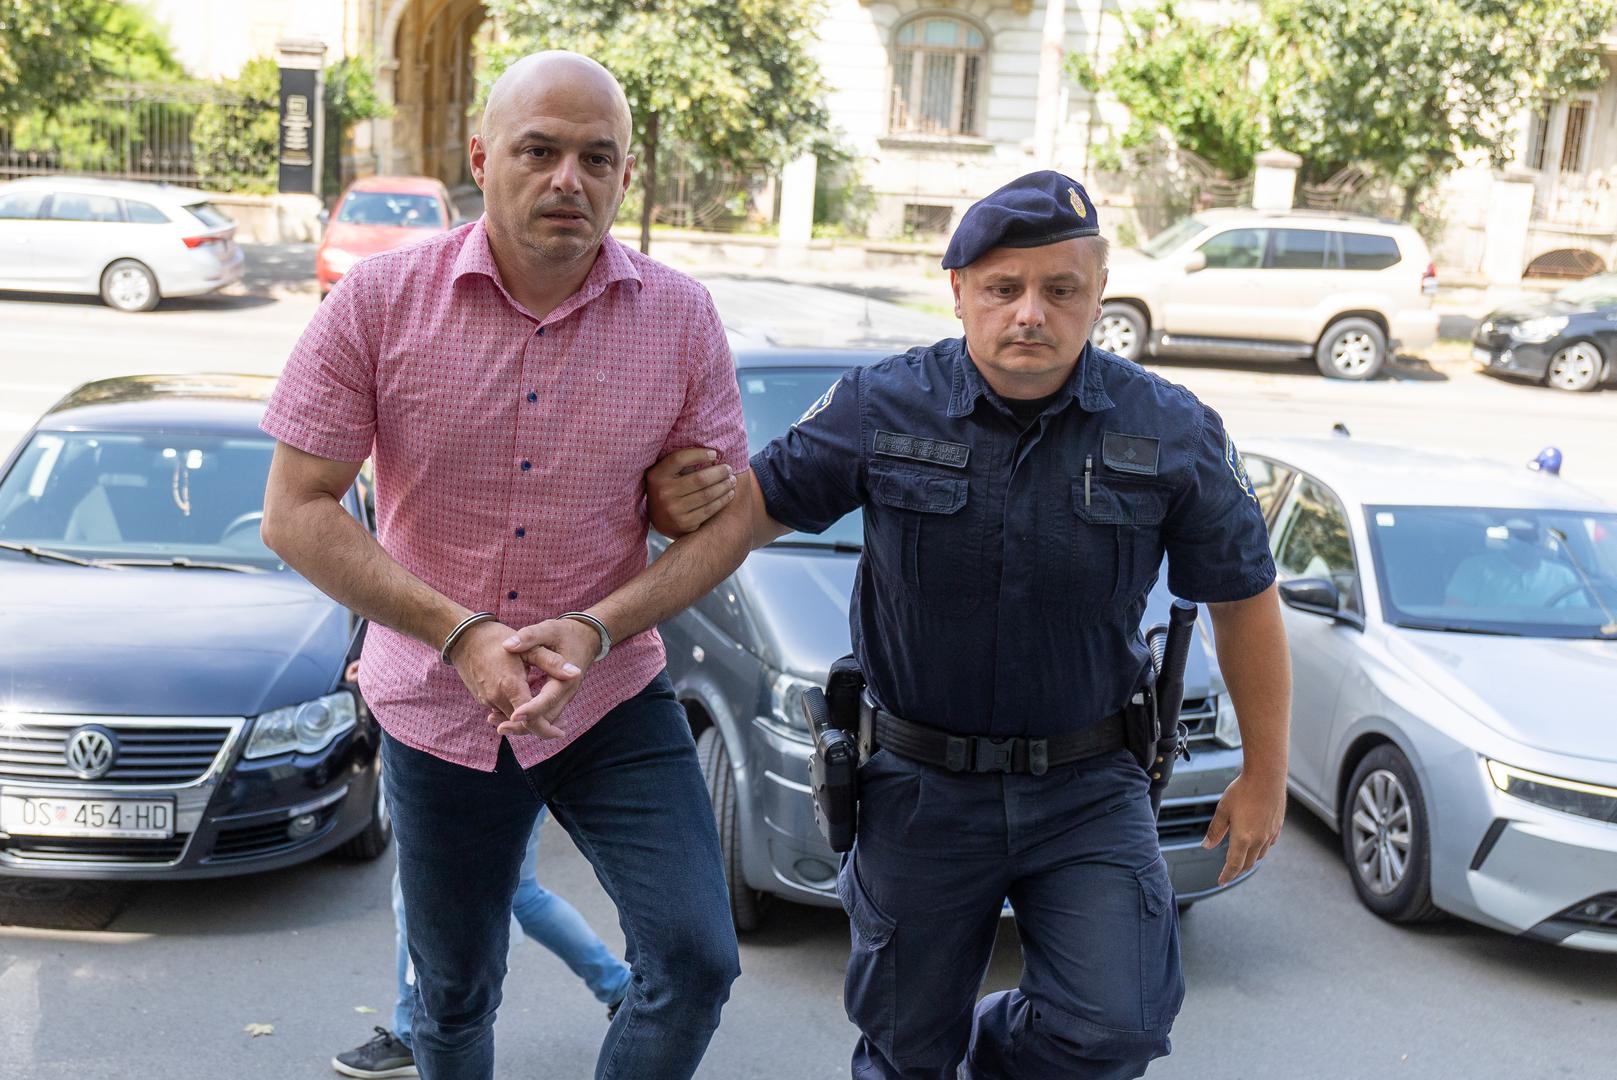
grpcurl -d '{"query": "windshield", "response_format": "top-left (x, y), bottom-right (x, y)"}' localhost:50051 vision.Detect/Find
top-left (337, 191), bottom-right (444, 229)
top-left (0, 431), bottom-right (288, 570)
top-left (1365, 505), bottom-right (1617, 639)
top-left (1553, 272), bottom-right (1617, 308)
top-left (1140, 216), bottom-right (1208, 258)
top-left (738, 367), bottom-right (862, 548)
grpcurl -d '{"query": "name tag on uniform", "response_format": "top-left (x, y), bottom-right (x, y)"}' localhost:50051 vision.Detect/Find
top-left (874, 430), bottom-right (970, 469)
top-left (1101, 432), bottom-right (1160, 476)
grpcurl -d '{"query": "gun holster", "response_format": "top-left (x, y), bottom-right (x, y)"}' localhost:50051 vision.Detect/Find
top-left (807, 655), bottom-right (865, 854)
top-left (1124, 684), bottom-right (1161, 774)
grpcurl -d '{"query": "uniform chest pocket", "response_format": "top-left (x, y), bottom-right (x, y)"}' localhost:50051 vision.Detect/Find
top-left (868, 461), bottom-right (980, 616)
top-left (1068, 476), bottom-right (1172, 608)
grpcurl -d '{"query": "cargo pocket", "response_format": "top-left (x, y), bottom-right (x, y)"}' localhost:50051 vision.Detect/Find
top-left (1072, 477), bottom-right (1171, 607)
top-left (868, 461), bottom-right (979, 616)
top-left (837, 851), bottom-right (899, 1055)
top-left (1134, 855), bottom-right (1185, 1029)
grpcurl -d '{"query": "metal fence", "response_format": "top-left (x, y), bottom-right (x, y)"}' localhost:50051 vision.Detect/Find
top-left (0, 82), bottom-right (271, 189)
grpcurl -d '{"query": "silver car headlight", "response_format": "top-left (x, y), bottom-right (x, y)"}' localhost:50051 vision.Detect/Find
top-left (1213, 693), bottom-right (1241, 749)
top-left (768, 671), bottom-right (818, 736)
top-left (1486, 759), bottom-right (1617, 824)
top-left (1509, 315), bottom-right (1568, 343)
top-left (245, 691), bottom-right (358, 759)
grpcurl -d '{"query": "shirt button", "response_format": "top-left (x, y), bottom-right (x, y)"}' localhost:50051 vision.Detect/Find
top-left (507, 590), bottom-right (518, 601)
top-left (520, 460), bottom-right (531, 471)
top-left (514, 527), bottom-right (526, 538)
top-left (527, 391), bottom-right (538, 403)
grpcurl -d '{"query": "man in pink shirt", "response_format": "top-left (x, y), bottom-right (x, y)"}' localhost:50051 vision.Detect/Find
top-left (260, 52), bottom-right (755, 1080)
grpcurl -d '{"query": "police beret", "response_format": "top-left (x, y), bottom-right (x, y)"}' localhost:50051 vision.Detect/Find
top-left (941, 170), bottom-right (1100, 270)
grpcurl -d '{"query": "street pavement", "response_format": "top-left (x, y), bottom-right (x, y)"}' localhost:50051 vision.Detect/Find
top-left (0, 251), bottom-right (1614, 1079)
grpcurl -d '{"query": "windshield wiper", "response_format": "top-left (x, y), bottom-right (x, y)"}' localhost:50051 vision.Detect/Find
top-left (1398, 621), bottom-right (1522, 636)
top-left (94, 556), bottom-right (266, 574)
top-left (0, 539), bottom-right (111, 568)
top-left (767, 539), bottom-right (863, 554)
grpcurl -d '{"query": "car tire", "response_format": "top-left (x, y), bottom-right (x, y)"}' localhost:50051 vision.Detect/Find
top-left (1340, 744), bottom-right (1443, 924)
top-left (1315, 317), bottom-right (1387, 380)
top-left (1091, 301), bottom-right (1148, 362)
top-left (1543, 340), bottom-right (1605, 392)
top-left (99, 259), bottom-right (160, 312)
top-left (696, 725), bottom-right (762, 933)
top-left (338, 772), bottom-right (392, 860)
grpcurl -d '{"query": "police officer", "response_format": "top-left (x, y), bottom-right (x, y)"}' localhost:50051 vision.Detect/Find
top-left (650, 170), bottom-right (1291, 1080)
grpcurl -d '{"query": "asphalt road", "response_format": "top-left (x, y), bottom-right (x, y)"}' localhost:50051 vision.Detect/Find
top-left (1, 256), bottom-right (1614, 1079)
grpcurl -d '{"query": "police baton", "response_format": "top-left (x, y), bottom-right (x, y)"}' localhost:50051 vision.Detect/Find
top-left (1146, 598), bottom-right (1198, 818)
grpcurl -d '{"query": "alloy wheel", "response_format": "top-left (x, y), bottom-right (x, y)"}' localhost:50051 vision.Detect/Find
top-left (1093, 314), bottom-right (1138, 356)
top-left (1330, 331), bottom-right (1377, 377)
top-left (1350, 768), bottom-right (1412, 896)
top-left (1547, 343), bottom-right (1601, 392)
top-left (107, 267), bottom-right (153, 310)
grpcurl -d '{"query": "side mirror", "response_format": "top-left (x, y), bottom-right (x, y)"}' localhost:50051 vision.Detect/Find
top-left (1279, 577), bottom-right (1362, 627)
top-left (1182, 250), bottom-right (1207, 274)
top-left (317, 208), bottom-right (330, 228)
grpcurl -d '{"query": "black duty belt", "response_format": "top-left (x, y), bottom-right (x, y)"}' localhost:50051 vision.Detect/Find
top-left (864, 703), bottom-right (1128, 777)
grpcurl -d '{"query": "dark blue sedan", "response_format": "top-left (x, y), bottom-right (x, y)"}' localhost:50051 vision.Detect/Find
top-left (1472, 272), bottom-right (1617, 392)
top-left (0, 374), bottom-right (387, 879)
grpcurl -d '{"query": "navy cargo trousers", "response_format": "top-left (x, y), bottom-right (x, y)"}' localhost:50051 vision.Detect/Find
top-left (838, 746), bottom-right (1184, 1080)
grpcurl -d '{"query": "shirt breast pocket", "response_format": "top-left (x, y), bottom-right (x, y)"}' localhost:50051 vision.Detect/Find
top-left (1070, 476), bottom-right (1171, 608)
top-left (867, 461), bottom-right (980, 617)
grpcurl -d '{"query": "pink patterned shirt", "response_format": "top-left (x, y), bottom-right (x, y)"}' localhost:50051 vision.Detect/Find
top-left (261, 221), bottom-right (748, 770)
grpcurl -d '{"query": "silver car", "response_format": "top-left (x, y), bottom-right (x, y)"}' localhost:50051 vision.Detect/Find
top-left (1244, 435), bottom-right (1617, 951)
top-left (0, 176), bottom-right (244, 311)
top-left (658, 348), bottom-right (1251, 931)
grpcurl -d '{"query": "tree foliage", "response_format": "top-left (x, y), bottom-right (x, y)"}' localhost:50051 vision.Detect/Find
top-left (0, 0), bottom-right (122, 120)
top-left (192, 57), bottom-right (282, 194)
top-left (323, 55), bottom-right (391, 197)
top-left (1070, 2), bottom-right (1264, 178)
top-left (483, 0), bottom-right (832, 251)
top-left (1075, 0), bottom-right (1617, 219)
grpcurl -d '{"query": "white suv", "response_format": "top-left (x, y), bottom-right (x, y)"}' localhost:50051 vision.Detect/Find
top-left (1093, 210), bottom-right (1439, 380)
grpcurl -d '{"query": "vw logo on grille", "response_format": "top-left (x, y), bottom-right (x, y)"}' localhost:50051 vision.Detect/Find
top-left (65, 726), bottom-right (118, 780)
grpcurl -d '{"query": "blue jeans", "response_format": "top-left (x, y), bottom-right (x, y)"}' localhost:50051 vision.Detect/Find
top-left (382, 672), bottom-right (740, 1080)
top-left (840, 747), bottom-right (1183, 1080)
top-left (391, 806), bottom-right (634, 1049)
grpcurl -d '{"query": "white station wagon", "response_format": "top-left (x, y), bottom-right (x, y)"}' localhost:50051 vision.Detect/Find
top-left (0, 176), bottom-right (244, 311)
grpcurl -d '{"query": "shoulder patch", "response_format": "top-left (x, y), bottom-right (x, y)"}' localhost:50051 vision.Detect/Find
top-left (1225, 432), bottom-right (1258, 503)
top-left (796, 379), bottom-right (838, 426)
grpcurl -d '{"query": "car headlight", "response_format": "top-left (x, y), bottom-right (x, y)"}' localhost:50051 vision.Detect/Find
top-left (1213, 693), bottom-right (1241, 749)
top-left (245, 691), bottom-right (358, 758)
top-left (767, 671), bottom-right (818, 736)
top-left (323, 248), bottom-right (359, 275)
top-left (1509, 315), bottom-right (1568, 343)
top-left (1486, 759), bottom-right (1617, 824)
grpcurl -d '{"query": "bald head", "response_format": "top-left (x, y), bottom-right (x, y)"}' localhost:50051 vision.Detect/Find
top-left (469, 50), bottom-right (637, 284)
top-left (482, 51), bottom-right (632, 148)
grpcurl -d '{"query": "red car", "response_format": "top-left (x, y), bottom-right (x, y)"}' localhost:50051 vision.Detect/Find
top-left (316, 176), bottom-right (456, 296)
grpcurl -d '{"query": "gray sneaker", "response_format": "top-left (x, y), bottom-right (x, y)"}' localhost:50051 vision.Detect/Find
top-left (332, 1027), bottom-right (417, 1079)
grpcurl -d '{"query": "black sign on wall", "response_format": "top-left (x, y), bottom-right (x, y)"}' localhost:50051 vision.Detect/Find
top-left (277, 66), bottom-right (321, 195)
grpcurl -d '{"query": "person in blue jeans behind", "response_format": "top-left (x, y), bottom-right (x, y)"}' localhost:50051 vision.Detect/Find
top-left (332, 662), bottom-right (631, 1080)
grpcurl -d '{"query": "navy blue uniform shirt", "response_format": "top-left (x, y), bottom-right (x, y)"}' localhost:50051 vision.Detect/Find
top-left (750, 338), bottom-right (1275, 737)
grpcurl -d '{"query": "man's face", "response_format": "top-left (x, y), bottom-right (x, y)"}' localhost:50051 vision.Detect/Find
top-left (470, 71), bottom-right (633, 266)
top-left (950, 238), bottom-right (1107, 392)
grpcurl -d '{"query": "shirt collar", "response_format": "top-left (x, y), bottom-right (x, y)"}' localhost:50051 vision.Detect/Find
top-left (451, 218), bottom-right (643, 321)
top-left (946, 338), bottom-right (1115, 418)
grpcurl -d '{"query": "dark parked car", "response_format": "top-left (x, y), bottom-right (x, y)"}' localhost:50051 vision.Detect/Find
top-left (0, 374), bottom-right (387, 879)
top-left (658, 349), bottom-right (1251, 931)
top-left (1472, 272), bottom-right (1617, 392)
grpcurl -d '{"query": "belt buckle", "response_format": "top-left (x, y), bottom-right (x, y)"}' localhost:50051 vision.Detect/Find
top-left (970, 736), bottom-right (1017, 773)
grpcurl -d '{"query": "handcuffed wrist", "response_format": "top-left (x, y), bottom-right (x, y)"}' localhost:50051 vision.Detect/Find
top-left (440, 611), bottom-right (497, 665)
